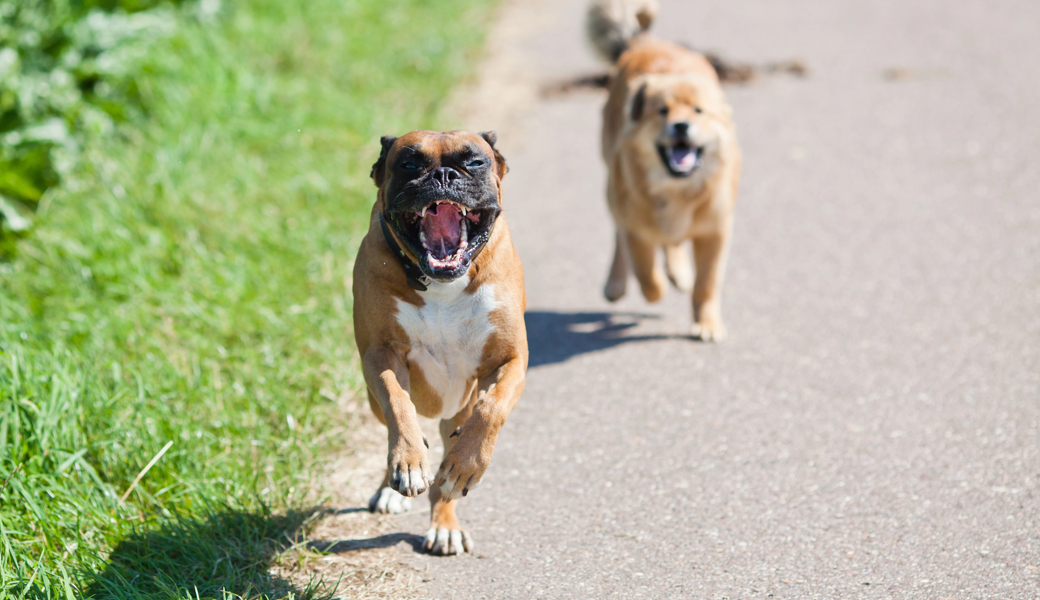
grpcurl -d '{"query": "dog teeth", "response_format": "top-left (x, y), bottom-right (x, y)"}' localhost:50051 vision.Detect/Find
top-left (460, 222), bottom-right (468, 244)
top-left (461, 207), bottom-right (468, 216)
top-left (419, 231), bottom-right (427, 247)
top-left (420, 206), bottom-right (428, 218)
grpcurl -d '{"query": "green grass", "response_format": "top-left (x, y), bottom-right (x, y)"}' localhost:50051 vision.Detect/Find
top-left (0, 0), bottom-right (494, 597)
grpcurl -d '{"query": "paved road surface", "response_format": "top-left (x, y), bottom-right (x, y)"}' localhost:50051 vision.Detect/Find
top-left (397, 1), bottom-right (1040, 597)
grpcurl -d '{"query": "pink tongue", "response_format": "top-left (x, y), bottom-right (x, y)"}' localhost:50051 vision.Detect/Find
top-left (671, 146), bottom-right (696, 170)
top-left (421, 204), bottom-right (462, 258)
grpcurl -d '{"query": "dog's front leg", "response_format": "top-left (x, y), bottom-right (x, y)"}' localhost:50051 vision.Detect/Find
top-left (691, 228), bottom-right (732, 342)
top-left (435, 355), bottom-right (525, 501)
top-left (423, 400), bottom-right (478, 555)
top-left (664, 241), bottom-right (694, 292)
top-left (627, 231), bottom-right (666, 302)
top-left (363, 346), bottom-right (432, 497)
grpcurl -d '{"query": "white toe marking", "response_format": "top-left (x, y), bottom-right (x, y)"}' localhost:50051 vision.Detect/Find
top-left (440, 476), bottom-right (458, 498)
top-left (423, 526), bottom-right (471, 554)
top-left (370, 487), bottom-right (411, 514)
top-left (436, 528), bottom-right (451, 554)
top-left (408, 468), bottom-right (424, 494)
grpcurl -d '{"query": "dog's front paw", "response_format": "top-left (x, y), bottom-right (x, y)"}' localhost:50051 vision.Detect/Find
top-left (387, 441), bottom-right (432, 497)
top-left (423, 526), bottom-right (473, 556)
top-left (436, 446), bottom-right (489, 502)
top-left (368, 486), bottom-right (412, 514)
top-left (667, 264), bottom-right (694, 293)
top-left (691, 317), bottom-right (727, 342)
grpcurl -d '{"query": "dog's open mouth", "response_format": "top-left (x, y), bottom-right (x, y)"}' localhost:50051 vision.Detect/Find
top-left (658, 142), bottom-right (703, 177)
top-left (388, 200), bottom-right (495, 280)
top-left (418, 201), bottom-right (478, 270)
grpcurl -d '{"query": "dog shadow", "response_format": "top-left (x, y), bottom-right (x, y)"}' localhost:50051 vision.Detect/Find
top-left (526, 310), bottom-right (678, 368)
top-left (307, 532), bottom-right (424, 554)
top-left (86, 507), bottom-right (334, 599)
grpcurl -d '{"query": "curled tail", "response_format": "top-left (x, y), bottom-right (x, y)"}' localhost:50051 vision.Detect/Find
top-left (586, 0), bottom-right (659, 63)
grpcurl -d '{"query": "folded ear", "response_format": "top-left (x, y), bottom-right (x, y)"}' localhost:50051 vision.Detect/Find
top-left (370, 135), bottom-right (398, 187)
top-left (479, 131), bottom-right (509, 180)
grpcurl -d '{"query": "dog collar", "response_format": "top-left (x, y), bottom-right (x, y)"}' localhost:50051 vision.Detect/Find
top-left (380, 215), bottom-right (432, 292)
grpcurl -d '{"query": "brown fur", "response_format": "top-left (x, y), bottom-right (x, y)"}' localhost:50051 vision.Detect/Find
top-left (600, 38), bottom-right (741, 340)
top-left (353, 131), bottom-right (527, 554)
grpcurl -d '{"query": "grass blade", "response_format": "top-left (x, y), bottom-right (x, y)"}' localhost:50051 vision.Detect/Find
top-left (119, 441), bottom-right (174, 505)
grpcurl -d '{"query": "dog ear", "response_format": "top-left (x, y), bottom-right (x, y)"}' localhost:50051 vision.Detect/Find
top-left (480, 131), bottom-right (509, 180)
top-left (630, 82), bottom-right (647, 121)
top-left (636, 5), bottom-right (655, 31)
top-left (370, 135), bottom-right (398, 187)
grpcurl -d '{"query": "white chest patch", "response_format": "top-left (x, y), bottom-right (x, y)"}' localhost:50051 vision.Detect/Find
top-left (395, 277), bottom-right (498, 420)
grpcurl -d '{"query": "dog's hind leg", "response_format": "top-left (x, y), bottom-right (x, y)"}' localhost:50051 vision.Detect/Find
top-left (604, 229), bottom-right (630, 302)
top-left (664, 241), bottom-right (694, 292)
top-left (424, 394), bottom-right (478, 556)
top-left (627, 232), bottom-right (666, 302)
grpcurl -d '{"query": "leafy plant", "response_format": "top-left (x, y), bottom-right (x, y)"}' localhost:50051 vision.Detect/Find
top-left (0, 0), bottom-right (186, 241)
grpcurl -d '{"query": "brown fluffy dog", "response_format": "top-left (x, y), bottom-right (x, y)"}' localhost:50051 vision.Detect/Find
top-left (590, 0), bottom-right (741, 340)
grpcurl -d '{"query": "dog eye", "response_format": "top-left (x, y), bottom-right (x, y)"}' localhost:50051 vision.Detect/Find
top-left (659, 106), bottom-right (669, 116)
top-left (467, 159), bottom-right (485, 168)
top-left (694, 107), bottom-right (703, 114)
top-left (401, 161), bottom-right (419, 170)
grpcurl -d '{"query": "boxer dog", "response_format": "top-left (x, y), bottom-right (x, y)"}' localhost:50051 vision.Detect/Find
top-left (352, 130), bottom-right (527, 555)
top-left (589, 0), bottom-right (741, 341)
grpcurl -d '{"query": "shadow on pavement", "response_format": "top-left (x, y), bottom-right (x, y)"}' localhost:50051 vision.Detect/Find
top-left (308, 532), bottom-right (423, 554)
top-left (88, 506), bottom-right (334, 600)
top-left (526, 310), bottom-right (677, 367)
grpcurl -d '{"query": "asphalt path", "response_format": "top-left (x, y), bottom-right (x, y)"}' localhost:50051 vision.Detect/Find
top-left (396, 1), bottom-right (1040, 597)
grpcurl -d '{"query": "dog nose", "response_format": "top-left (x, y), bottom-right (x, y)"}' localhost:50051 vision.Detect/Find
top-left (672, 122), bottom-right (690, 136)
top-left (431, 167), bottom-right (461, 187)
